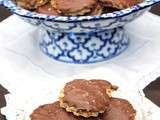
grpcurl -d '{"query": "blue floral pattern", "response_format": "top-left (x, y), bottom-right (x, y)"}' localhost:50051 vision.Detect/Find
top-left (1, 0), bottom-right (160, 63)
top-left (40, 28), bottom-right (129, 63)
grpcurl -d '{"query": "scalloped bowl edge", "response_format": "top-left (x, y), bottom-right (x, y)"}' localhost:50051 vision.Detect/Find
top-left (0, 0), bottom-right (160, 22)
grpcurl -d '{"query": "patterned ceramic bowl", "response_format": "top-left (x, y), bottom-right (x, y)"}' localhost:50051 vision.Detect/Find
top-left (1, 0), bottom-right (160, 64)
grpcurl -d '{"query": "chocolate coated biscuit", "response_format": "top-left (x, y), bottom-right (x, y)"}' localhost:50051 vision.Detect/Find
top-left (17, 0), bottom-right (144, 15)
top-left (60, 79), bottom-right (117, 117)
top-left (50, 0), bottom-right (97, 16)
top-left (99, 0), bottom-right (143, 9)
top-left (30, 101), bottom-right (102, 120)
top-left (37, 3), bottom-right (59, 15)
top-left (16, 0), bottom-right (49, 9)
top-left (87, 4), bottom-right (103, 16)
top-left (102, 98), bottom-right (136, 120)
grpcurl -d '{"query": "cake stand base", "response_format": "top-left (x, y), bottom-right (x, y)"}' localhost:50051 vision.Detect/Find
top-left (39, 27), bottom-right (129, 64)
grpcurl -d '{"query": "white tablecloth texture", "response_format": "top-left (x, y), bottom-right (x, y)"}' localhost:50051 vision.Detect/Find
top-left (0, 12), bottom-right (160, 119)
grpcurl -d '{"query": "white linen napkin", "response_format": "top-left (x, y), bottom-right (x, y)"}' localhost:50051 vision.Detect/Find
top-left (1, 68), bottom-right (160, 120)
top-left (0, 12), bottom-right (160, 119)
top-left (1, 12), bottom-right (160, 90)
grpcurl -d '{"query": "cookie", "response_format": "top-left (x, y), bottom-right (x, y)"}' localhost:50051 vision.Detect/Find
top-left (50, 0), bottom-right (97, 16)
top-left (30, 101), bottom-right (102, 120)
top-left (102, 98), bottom-right (136, 120)
top-left (59, 79), bottom-right (117, 117)
top-left (99, 0), bottom-right (144, 9)
top-left (87, 4), bottom-right (103, 16)
top-left (37, 3), bottom-right (59, 15)
top-left (16, 0), bottom-right (49, 10)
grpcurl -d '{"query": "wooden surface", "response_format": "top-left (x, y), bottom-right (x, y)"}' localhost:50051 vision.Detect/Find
top-left (0, 2), bottom-right (160, 119)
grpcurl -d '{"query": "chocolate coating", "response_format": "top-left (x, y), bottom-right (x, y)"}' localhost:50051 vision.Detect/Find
top-left (61, 79), bottom-right (115, 112)
top-left (37, 3), bottom-right (59, 15)
top-left (30, 101), bottom-right (102, 120)
top-left (51, 0), bottom-right (97, 15)
top-left (16, 0), bottom-right (49, 9)
top-left (102, 98), bottom-right (136, 120)
top-left (99, 0), bottom-right (143, 9)
top-left (87, 4), bottom-right (103, 16)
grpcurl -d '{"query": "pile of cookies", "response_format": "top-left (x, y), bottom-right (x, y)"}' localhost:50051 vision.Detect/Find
top-left (30, 79), bottom-right (136, 120)
top-left (16, 0), bottom-right (144, 16)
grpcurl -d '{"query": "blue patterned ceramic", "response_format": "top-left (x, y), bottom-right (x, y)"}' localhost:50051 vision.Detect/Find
top-left (1, 0), bottom-right (160, 64)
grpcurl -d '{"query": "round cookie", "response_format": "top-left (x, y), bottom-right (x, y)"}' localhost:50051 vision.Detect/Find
top-left (37, 3), bottom-right (59, 15)
top-left (50, 0), bottom-right (97, 16)
top-left (99, 0), bottom-right (144, 9)
top-left (87, 4), bottom-right (103, 16)
top-left (102, 98), bottom-right (136, 120)
top-left (30, 101), bottom-right (102, 120)
top-left (16, 0), bottom-right (49, 10)
top-left (30, 102), bottom-right (77, 120)
top-left (59, 79), bottom-right (117, 117)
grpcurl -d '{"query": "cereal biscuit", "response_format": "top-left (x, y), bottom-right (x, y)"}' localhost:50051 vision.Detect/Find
top-left (59, 79), bottom-right (117, 117)
top-left (87, 4), bottom-right (103, 16)
top-left (30, 101), bottom-right (102, 120)
top-left (37, 3), bottom-right (59, 15)
top-left (99, 0), bottom-right (144, 9)
top-left (102, 98), bottom-right (136, 120)
top-left (16, 0), bottom-right (49, 10)
top-left (50, 0), bottom-right (97, 16)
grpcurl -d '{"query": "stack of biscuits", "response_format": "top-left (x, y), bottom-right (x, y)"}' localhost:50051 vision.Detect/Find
top-left (30, 79), bottom-right (136, 120)
top-left (16, 0), bottom-right (144, 16)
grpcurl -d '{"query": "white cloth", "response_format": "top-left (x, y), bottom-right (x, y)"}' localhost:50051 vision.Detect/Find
top-left (0, 12), bottom-right (160, 119)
